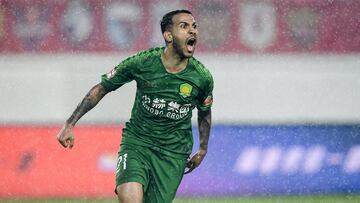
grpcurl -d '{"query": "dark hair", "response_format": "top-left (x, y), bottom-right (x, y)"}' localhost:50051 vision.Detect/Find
top-left (160, 9), bottom-right (192, 33)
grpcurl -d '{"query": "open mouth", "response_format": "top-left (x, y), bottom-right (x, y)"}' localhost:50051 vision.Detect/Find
top-left (186, 38), bottom-right (197, 53)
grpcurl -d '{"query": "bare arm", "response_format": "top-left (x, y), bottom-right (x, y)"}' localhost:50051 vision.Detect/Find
top-left (57, 83), bottom-right (109, 148)
top-left (66, 83), bottom-right (108, 126)
top-left (198, 109), bottom-right (212, 152)
top-left (185, 109), bottom-right (212, 174)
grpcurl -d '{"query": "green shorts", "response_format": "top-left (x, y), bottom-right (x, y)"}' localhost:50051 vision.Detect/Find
top-left (115, 144), bottom-right (187, 203)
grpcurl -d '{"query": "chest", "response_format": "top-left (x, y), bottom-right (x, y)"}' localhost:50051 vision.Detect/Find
top-left (135, 68), bottom-right (202, 105)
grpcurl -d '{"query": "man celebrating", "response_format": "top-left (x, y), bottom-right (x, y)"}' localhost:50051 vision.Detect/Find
top-left (57, 10), bottom-right (213, 203)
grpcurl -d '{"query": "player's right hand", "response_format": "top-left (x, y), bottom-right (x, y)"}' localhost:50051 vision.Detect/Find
top-left (56, 124), bottom-right (75, 149)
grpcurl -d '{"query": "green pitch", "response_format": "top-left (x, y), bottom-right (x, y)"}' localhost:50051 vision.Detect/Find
top-left (1, 195), bottom-right (360, 203)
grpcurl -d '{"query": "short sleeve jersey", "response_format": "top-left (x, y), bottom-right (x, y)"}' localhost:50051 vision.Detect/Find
top-left (101, 47), bottom-right (213, 159)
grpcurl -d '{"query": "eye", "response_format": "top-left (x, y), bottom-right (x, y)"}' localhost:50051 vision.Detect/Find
top-left (179, 23), bottom-right (188, 29)
top-left (193, 24), bottom-right (197, 29)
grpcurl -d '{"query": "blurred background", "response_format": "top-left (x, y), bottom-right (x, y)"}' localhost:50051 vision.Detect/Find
top-left (0, 0), bottom-right (360, 202)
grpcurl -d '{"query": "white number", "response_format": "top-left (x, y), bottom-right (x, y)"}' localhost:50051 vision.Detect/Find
top-left (123, 153), bottom-right (128, 170)
top-left (116, 153), bottom-right (128, 173)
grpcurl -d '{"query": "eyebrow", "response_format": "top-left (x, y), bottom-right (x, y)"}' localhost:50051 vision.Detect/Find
top-left (178, 21), bottom-right (197, 26)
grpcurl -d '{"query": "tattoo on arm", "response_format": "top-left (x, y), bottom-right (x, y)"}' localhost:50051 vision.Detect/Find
top-left (66, 83), bottom-right (108, 126)
top-left (198, 109), bottom-right (212, 151)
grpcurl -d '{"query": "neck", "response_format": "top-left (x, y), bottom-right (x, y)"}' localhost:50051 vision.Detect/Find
top-left (161, 47), bottom-right (188, 73)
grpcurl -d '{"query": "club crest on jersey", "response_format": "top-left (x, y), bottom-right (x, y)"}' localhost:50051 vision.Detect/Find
top-left (179, 83), bottom-right (192, 98)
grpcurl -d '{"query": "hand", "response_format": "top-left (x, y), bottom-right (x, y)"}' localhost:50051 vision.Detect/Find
top-left (184, 149), bottom-right (207, 174)
top-left (56, 124), bottom-right (75, 149)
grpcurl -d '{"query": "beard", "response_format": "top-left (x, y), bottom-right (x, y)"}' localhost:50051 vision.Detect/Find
top-left (172, 37), bottom-right (190, 59)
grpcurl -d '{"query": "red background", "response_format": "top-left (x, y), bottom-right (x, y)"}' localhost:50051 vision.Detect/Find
top-left (0, 0), bottom-right (359, 53)
top-left (0, 126), bottom-right (122, 198)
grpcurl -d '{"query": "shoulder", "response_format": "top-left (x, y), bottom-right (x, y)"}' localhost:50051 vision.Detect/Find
top-left (125, 47), bottom-right (164, 63)
top-left (190, 57), bottom-right (213, 83)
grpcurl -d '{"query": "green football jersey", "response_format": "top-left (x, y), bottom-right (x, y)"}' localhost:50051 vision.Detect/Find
top-left (101, 47), bottom-right (213, 159)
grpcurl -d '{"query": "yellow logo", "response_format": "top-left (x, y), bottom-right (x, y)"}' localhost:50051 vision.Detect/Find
top-left (179, 83), bottom-right (192, 97)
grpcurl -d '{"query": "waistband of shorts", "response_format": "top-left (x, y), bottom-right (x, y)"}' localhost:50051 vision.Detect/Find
top-left (121, 137), bottom-right (189, 160)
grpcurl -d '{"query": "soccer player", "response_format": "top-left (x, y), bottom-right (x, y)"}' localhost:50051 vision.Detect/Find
top-left (56, 9), bottom-right (213, 203)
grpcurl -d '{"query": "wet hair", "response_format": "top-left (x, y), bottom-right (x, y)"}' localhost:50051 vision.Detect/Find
top-left (160, 9), bottom-right (192, 33)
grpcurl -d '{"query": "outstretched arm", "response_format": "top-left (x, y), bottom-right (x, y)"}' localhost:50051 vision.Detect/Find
top-left (185, 109), bottom-right (212, 174)
top-left (57, 83), bottom-right (109, 149)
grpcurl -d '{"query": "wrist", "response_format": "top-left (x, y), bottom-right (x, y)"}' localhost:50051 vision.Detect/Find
top-left (65, 121), bottom-right (75, 128)
top-left (199, 148), bottom-right (207, 155)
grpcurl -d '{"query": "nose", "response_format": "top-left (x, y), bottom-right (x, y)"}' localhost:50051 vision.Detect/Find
top-left (189, 27), bottom-right (197, 35)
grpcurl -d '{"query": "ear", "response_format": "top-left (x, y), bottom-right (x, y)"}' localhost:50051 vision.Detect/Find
top-left (163, 31), bottom-right (173, 43)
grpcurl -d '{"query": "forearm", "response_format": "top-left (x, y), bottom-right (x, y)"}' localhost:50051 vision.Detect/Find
top-left (197, 109), bottom-right (212, 152)
top-left (66, 83), bottom-right (108, 127)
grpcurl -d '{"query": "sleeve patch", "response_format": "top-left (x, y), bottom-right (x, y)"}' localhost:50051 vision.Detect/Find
top-left (106, 67), bottom-right (117, 79)
top-left (203, 96), bottom-right (213, 107)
